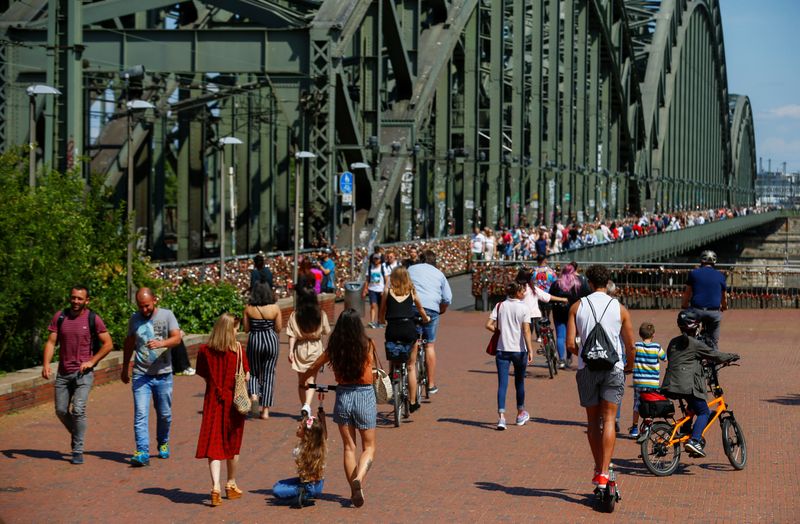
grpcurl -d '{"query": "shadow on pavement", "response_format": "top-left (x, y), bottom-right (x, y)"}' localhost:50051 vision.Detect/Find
top-left (698, 462), bottom-right (734, 472)
top-left (607, 457), bottom-right (652, 477)
top-left (2, 449), bottom-right (65, 461)
top-left (437, 417), bottom-right (497, 430)
top-left (764, 394), bottom-right (800, 406)
top-left (85, 450), bottom-right (131, 464)
top-left (474, 481), bottom-right (594, 507)
top-left (531, 417), bottom-right (586, 428)
top-left (139, 487), bottom-right (208, 505)
top-left (252, 489), bottom-right (351, 508)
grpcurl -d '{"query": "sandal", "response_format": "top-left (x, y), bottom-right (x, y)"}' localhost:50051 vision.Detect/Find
top-left (225, 481), bottom-right (243, 500)
top-left (351, 479), bottom-right (364, 508)
top-left (210, 489), bottom-right (222, 507)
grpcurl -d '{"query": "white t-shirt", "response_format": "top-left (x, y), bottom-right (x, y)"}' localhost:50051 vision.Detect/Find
top-left (575, 292), bottom-right (623, 371)
top-left (522, 284), bottom-right (551, 318)
top-left (471, 233), bottom-right (486, 253)
top-left (489, 298), bottom-right (531, 353)
top-left (367, 264), bottom-right (386, 293)
top-left (383, 261), bottom-right (401, 275)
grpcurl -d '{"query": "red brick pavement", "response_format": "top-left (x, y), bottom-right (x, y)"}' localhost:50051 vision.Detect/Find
top-left (1, 309), bottom-right (798, 523)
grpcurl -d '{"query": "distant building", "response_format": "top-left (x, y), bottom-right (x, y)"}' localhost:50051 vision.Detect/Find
top-left (755, 172), bottom-right (800, 208)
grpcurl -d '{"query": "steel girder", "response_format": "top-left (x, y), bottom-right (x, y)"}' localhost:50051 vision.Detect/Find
top-left (729, 94), bottom-right (756, 206)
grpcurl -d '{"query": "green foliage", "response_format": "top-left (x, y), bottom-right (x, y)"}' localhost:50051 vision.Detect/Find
top-left (0, 149), bottom-right (155, 372)
top-left (159, 283), bottom-right (245, 335)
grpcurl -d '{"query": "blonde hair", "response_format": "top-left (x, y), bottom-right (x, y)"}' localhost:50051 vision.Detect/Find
top-left (206, 312), bottom-right (239, 352)
top-left (296, 416), bottom-right (327, 482)
top-left (389, 266), bottom-right (415, 296)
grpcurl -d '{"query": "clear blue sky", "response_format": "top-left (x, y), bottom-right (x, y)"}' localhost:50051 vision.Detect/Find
top-left (721, 0), bottom-right (800, 173)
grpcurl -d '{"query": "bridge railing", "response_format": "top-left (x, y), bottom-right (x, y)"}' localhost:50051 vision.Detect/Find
top-left (471, 261), bottom-right (800, 310)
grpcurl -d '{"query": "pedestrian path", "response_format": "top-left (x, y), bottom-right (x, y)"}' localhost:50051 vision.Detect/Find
top-left (1, 310), bottom-right (798, 522)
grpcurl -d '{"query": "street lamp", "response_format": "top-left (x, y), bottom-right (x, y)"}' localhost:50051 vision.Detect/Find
top-left (293, 151), bottom-right (316, 286)
top-left (26, 84), bottom-right (61, 187)
top-left (125, 99), bottom-right (155, 301)
top-left (350, 162), bottom-right (370, 280)
top-left (218, 136), bottom-right (243, 280)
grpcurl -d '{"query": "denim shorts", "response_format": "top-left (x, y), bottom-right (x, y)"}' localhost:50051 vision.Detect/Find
top-left (416, 308), bottom-right (440, 343)
top-left (368, 290), bottom-right (382, 305)
top-left (385, 341), bottom-right (413, 362)
top-left (333, 385), bottom-right (376, 430)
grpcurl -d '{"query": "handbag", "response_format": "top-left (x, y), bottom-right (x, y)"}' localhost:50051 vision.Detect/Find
top-left (370, 340), bottom-right (393, 404)
top-left (486, 302), bottom-right (502, 355)
top-left (233, 344), bottom-right (252, 415)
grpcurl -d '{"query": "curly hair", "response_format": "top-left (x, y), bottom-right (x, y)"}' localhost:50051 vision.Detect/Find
top-left (326, 309), bottom-right (369, 383)
top-left (295, 286), bottom-right (322, 334)
top-left (296, 416), bottom-right (327, 482)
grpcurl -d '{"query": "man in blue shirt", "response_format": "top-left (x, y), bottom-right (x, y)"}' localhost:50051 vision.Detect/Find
top-left (318, 249), bottom-right (336, 294)
top-left (408, 250), bottom-right (453, 396)
top-left (681, 250), bottom-right (727, 349)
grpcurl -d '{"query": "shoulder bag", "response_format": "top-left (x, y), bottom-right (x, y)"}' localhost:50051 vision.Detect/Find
top-left (486, 302), bottom-right (503, 355)
top-left (370, 340), bottom-right (393, 404)
top-left (233, 344), bottom-right (252, 415)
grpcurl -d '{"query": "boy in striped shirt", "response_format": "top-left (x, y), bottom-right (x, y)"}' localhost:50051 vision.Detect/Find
top-left (630, 322), bottom-right (666, 438)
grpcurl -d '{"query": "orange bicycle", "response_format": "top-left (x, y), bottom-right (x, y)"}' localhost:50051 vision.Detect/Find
top-left (638, 361), bottom-right (746, 476)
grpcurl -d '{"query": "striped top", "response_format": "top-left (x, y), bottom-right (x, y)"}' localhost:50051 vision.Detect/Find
top-left (632, 341), bottom-right (667, 388)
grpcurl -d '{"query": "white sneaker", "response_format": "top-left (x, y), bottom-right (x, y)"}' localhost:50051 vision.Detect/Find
top-left (301, 404), bottom-right (311, 417)
top-left (497, 416), bottom-right (507, 431)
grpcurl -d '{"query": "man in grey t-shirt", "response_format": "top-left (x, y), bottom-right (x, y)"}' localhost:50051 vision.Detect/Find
top-left (121, 288), bottom-right (182, 467)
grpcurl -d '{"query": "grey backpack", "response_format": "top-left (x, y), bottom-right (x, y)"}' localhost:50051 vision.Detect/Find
top-left (580, 298), bottom-right (620, 371)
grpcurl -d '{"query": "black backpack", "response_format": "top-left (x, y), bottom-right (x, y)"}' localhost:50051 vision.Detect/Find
top-left (579, 298), bottom-right (620, 371)
top-left (57, 309), bottom-right (102, 355)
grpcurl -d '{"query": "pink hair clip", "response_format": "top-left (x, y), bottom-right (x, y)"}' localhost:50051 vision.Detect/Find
top-left (305, 415), bottom-right (315, 429)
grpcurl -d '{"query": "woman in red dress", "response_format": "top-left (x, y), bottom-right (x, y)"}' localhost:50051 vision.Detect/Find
top-left (195, 313), bottom-right (250, 507)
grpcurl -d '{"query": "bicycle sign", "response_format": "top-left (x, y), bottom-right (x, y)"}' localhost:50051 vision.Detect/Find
top-left (339, 171), bottom-right (353, 194)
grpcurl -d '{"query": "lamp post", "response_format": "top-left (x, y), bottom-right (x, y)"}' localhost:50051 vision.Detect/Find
top-left (125, 99), bottom-right (155, 302)
top-left (293, 151), bottom-right (316, 286)
top-left (26, 85), bottom-right (61, 187)
top-left (218, 136), bottom-right (243, 280)
top-left (349, 162), bottom-right (370, 280)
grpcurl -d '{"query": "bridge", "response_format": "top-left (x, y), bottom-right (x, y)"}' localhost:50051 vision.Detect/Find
top-left (1, 0), bottom-right (757, 261)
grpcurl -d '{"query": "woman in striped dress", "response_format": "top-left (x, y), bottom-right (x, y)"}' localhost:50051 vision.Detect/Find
top-left (244, 281), bottom-right (282, 419)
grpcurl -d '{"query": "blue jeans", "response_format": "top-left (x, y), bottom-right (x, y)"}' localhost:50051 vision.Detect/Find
top-left (416, 309), bottom-right (440, 343)
top-left (273, 477), bottom-right (325, 499)
top-left (495, 351), bottom-right (527, 413)
top-left (54, 371), bottom-right (94, 454)
top-left (132, 373), bottom-right (173, 454)
top-left (554, 320), bottom-right (567, 361)
top-left (682, 394), bottom-right (711, 441)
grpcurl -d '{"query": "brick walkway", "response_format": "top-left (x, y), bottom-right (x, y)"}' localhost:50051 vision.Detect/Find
top-left (1, 309), bottom-right (798, 522)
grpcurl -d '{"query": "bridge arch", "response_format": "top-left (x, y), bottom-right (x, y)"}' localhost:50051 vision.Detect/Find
top-left (729, 94), bottom-right (757, 207)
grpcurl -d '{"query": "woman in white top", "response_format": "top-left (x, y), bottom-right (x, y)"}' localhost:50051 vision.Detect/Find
top-left (483, 228), bottom-right (496, 261)
top-left (485, 282), bottom-right (535, 430)
top-left (361, 253), bottom-right (386, 328)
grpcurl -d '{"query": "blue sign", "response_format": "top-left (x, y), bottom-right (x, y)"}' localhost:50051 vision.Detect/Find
top-left (339, 171), bottom-right (353, 194)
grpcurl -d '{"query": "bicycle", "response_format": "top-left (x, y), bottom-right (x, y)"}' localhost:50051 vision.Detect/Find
top-left (414, 315), bottom-right (430, 401)
top-left (535, 317), bottom-right (558, 379)
top-left (638, 361), bottom-right (746, 476)
top-left (385, 341), bottom-right (413, 427)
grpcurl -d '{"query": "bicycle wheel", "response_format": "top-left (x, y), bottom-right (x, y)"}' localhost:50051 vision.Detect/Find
top-left (545, 340), bottom-right (556, 379)
top-left (392, 376), bottom-right (402, 427)
top-left (417, 349), bottom-right (429, 399)
top-left (721, 416), bottom-right (747, 470)
top-left (640, 421), bottom-right (681, 476)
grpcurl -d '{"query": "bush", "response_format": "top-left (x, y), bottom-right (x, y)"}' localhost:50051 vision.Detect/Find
top-left (159, 283), bottom-right (245, 335)
top-left (0, 150), bottom-right (157, 372)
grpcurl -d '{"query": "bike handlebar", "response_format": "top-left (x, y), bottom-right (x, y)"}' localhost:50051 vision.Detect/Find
top-left (305, 383), bottom-right (337, 392)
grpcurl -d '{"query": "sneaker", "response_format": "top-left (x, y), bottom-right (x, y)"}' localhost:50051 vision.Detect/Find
top-left (496, 416), bottom-right (507, 431)
top-left (131, 450), bottom-right (150, 467)
top-left (557, 360), bottom-right (566, 369)
top-left (183, 367), bottom-right (196, 376)
top-left (158, 443), bottom-right (170, 459)
top-left (685, 439), bottom-right (706, 458)
top-left (629, 425), bottom-right (640, 438)
top-left (591, 469), bottom-right (601, 485)
top-left (516, 411), bottom-right (530, 426)
top-left (367, 322), bottom-right (376, 329)
top-left (592, 472), bottom-right (610, 489)
top-left (301, 404), bottom-right (311, 417)
top-left (409, 402), bottom-right (421, 413)
top-left (70, 452), bottom-right (84, 465)
top-left (428, 386), bottom-right (439, 395)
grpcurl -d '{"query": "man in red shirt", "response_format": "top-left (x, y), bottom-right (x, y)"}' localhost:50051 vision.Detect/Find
top-left (42, 286), bottom-right (113, 464)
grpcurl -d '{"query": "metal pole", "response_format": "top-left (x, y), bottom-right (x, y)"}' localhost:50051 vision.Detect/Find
top-left (293, 159), bottom-right (301, 286)
top-left (351, 172), bottom-right (356, 281)
top-left (29, 95), bottom-right (36, 187)
top-left (126, 111), bottom-right (134, 302)
top-left (219, 146), bottom-right (226, 280)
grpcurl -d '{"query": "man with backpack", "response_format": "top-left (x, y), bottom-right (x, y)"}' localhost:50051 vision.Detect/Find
top-left (41, 285), bottom-right (114, 465)
top-left (565, 265), bottom-right (635, 490)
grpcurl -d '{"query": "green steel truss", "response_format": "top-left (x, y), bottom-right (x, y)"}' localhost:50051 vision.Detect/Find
top-left (0, 0), bottom-right (757, 261)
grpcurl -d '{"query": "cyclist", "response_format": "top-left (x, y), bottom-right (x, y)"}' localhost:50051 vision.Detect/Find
top-left (548, 264), bottom-right (591, 368)
top-left (661, 310), bottom-right (739, 457)
top-left (408, 250), bottom-right (453, 395)
top-left (680, 250), bottom-right (727, 349)
top-left (379, 267), bottom-right (430, 412)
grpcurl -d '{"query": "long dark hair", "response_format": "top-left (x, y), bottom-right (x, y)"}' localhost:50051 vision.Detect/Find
top-left (295, 286), bottom-right (322, 333)
top-left (249, 281), bottom-right (275, 306)
top-left (326, 309), bottom-right (369, 383)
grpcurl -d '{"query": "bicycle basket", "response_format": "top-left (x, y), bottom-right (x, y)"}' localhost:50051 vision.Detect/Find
top-left (638, 391), bottom-right (675, 418)
top-left (385, 341), bottom-right (413, 362)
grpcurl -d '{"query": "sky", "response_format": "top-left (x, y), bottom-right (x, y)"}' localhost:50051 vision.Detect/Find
top-left (721, 0), bottom-right (800, 174)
